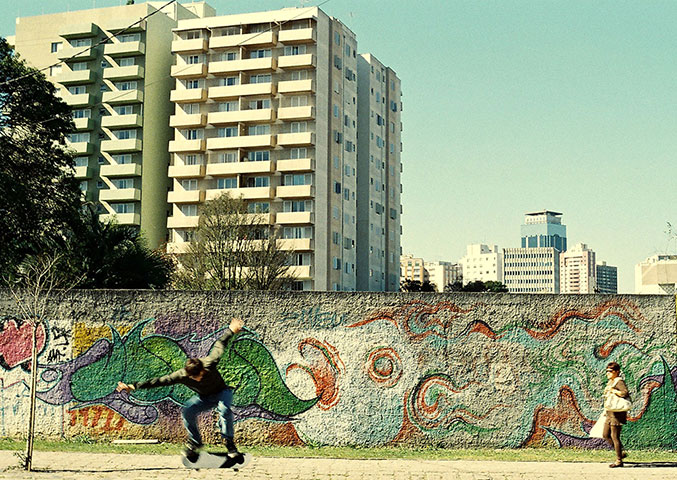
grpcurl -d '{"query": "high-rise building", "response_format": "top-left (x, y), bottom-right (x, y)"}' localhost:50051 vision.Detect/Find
top-left (165, 7), bottom-right (401, 291)
top-left (596, 261), bottom-right (618, 294)
top-left (459, 244), bottom-right (503, 284)
top-left (400, 254), bottom-right (426, 284)
top-left (424, 261), bottom-right (462, 292)
top-left (504, 210), bottom-right (567, 293)
top-left (356, 54), bottom-right (402, 292)
top-left (560, 243), bottom-right (596, 294)
top-left (635, 255), bottom-right (677, 294)
top-left (11, 1), bottom-right (215, 248)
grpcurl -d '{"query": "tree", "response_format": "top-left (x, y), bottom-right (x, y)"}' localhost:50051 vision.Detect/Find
top-left (444, 281), bottom-right (464, 292)
top-left (0, 38), bottom-right (82, 282)
top-left (484, 280), bottom-right (509, 293)
top-left (173, 193), bottom-right (296, 290)
top-left (400, 279), bottom-right (437, 292)
top-left (444, 280), bottom-right (509, 293)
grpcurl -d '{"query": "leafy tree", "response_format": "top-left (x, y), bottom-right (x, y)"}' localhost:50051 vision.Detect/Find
top-left (0, 38), bottom-right (82, 282)
top-left (484, 280), bottom-right (509, 293)
top-left (173, 193), bottom-right (295, 290)
top-left (464, 280), bottom-right (488, 292)
top-left (444, 281), bottom-right (464, 292)
top-left (400, 279), bottom-right (437, 292)
top-left (445, 280), bottom-right (509, 293)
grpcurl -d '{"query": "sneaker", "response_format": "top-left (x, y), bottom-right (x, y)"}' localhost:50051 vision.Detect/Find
top-left (225, 438), bottom-right (239, 455)
top-left (183, 442), bottom-right (201, 463)
top-left (609, 461), bottom-right (624, 468)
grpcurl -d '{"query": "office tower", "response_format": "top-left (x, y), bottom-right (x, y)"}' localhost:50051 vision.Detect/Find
top-left (635, 255), bottom-right (677, 294)
top-left (166, 7), bottom-right (401, 291)
top-left (560, 243), bottom-right (596, 294)
top-left (504, 210), bottom-right (567, 293)
top-left (11, 2), bottom-right (215, 248)
top-left (356, 54), bottom-right (402, 292)
top-left (459, 244), bottom-right (503, 284)
top-left (596, 261), bottom-right (618, 294)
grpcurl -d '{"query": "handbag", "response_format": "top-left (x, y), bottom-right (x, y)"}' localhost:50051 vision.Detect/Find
top-left (589, 411), bottom-right (606, 438)
top-left (604, 378), bottom-right (632, 412)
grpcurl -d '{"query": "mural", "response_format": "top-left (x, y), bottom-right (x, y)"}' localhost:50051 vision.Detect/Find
top-left (0, 294), bottom-right (675, 449)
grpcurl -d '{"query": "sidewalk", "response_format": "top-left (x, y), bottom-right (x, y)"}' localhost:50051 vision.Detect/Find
top-left (0, 451), bottom-right (676, 480)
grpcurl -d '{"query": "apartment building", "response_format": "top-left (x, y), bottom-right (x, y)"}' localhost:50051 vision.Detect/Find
top-left (504, 210), bottom-right (567, 293)
top-left (11, 1), bottom-right (215, 248)
top-left (166, 7), bottom-right (401, 291)
top-left (356, 54), bottom-right (402, 291)
top-left (560, 243), bottom-right (596, 294)
top-left (424, 261), bottom-right (462, 292)
top-left (400, 254), bottom-right (427, 283)
top-left (596, 261), bottom-right (618, 294)
top-left (635, 254), bottom-right (677, 294)
top-left (459, 244), bottom-right (503, 284)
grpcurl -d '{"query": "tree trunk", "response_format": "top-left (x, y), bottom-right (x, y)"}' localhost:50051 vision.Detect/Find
top-left (25, 321), bottom-right (39, 471)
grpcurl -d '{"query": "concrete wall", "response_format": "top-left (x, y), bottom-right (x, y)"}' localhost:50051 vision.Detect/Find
top-left (0, 291), bottom-right (675, 449)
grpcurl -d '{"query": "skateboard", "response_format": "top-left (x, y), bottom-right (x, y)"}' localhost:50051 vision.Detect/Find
top-left (182, 451), bottom-right (252, 470)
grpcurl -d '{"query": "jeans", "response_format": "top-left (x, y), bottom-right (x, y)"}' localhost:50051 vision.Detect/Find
top-left (181, 388), bottom-right (234, 447)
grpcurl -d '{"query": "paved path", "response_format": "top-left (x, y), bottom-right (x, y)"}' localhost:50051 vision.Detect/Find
top-left (0, 451), bottom-right (676, 480)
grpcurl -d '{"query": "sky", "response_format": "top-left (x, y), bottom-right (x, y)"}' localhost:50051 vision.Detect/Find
top-left (2, 0), bottom-right (676, 293)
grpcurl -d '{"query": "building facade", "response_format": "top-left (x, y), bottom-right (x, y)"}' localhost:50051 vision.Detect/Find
top-left (356, 54), bottom-right (402, 292)
top-left (635, 255), bottom-right (677, 294)
top-left (459, 244), bottom-right (503, 285)
top-left (424, 261), bottom-right (462, 292)
top-left (560, 243), bottom-right (596, 294)
top-left (596, 261), bottom-right (618, 294)
top-left (400, 254), bottom-right (427, 284)
top-left (11, 1), bottom-right (215, 248)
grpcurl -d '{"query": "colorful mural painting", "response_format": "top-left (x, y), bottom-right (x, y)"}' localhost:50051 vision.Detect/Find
top-left (0, 292), bottom-right (675, 449)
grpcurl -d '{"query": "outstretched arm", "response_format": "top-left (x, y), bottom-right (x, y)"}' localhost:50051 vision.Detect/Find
top-left (203, 318), bottom-right (245, 367)
top-left (116, 370), bottom-right (184, 392)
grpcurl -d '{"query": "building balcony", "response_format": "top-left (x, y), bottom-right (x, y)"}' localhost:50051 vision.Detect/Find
top-left (168, 164), bottom-right (206, 178)
top-left (170, 113), bottom-right (206, 128)
top-left (207, 109), bottom-right (274, 125)
top-left (100, 163), bottom-right (142, 178)
top-left (171, 63), bottom-right (208, 79)
top-left (206, 160), bottom-right (274, 176)
top-left (207, 135), bottom-right (275, 150)
top-left (209, 31), bottom-right (277, 49)
top-left (167, 190), bottom-right (205, 204)
top-left (62, 92), bottom-right (92, 107)
top-left (168, 139), bottom-right (206, 153)
top-left (99, 213), bottom-right (141, 226)
top-left (166, 242), bottom-right (191, 254)
top-left (171, 38), bottom-right (208, 54)
top-left (59, 23), bottom-right (98, 39)
top-left (205, 186), bottom-right (274, 201)
top-left (167, 215), bottom-right (199, 229)
top-left (170, 88), bottom-right (207, 103)
top-left (104, 41), bottom-right (145, 57)
top-left (54, 69), bottom-right (96, 85)
top-left (278, 28), bottom-right (316, 44)
top-left (277, 132), bottom-right (314, 146)
top-left (57, 45), bottom-right (98, 61)
top-left (68, 141), bottom-right (93, 155)
top-left (277, 79), bottom-right (315, 94)
top-left (277, 54), bottom-right (315, 70)
top-left (277, 106), bottom-right (314, 121)
top-left (99, 188), bottom-right (141, 202)
top-left (287, 265), bottom-right (312, 279)
top-left (276, 185), bottom-right (313, 198)
top-left (73, 166), bottom-right (93, 179)
top-left (276, 212), bottom-right (314, 224)
top-left (208, 83), bottom-right (275, 100)
top-left (103, 65), bottom-right (145, 81)
top-left (102, 89), bottom-right (144, 104)
top-left (101, 114), bottom-right (142, 129)
top-left (100, 138), bottom-right (143, 153)
top-left (276, 158), bottom-right (314, 172)
top-left (208, 57), bottom-right (276, 75)
top-left (278, 238), bottom-right (312, 251)
top-left (73, 117), bottom-right (95, 130)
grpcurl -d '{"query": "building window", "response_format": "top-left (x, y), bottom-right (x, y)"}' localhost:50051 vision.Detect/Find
top-left (284, 174), bottom-right (311, 186)
top-left (248, 150), bottom-right (270, 162)
top-left (218, 126), bottom-right (238, 138)
top-left (119, 57), bottom-right (135, 67)
top-left (290, 148), bottom-right (307, 159)
top-left (113, 203), bottom-right (134, 214)
top-left (217, 177), bottom-right (237, 189)
top-left (249, 74), bottom-right (271, 84)
top-left (249, 49), bottom-right (272, 58)
top-left (248, 124), bottom-right (270, 136)
top-left (119, 34), bottom-right (141, 43)
top-left (180, 204), bottom-right (198, 216)
top-left (249, 99), bottom-right (270, 110)
top-left (284, 45), bottom-right (306, 56)
top-left (180, 179), bottom-right (198, 191)
top-left (113, 154), bottom-right (133, 164)
top-left (218, 101), bottom-right (238, 112)
top-left (50, 42), bottom-right (63, 53)
top-left (72, 109), bottom-right (91, 119)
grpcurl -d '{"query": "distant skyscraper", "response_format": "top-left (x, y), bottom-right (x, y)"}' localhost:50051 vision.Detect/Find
top-left (459, 244), bottom-right (503, 284)
top-left (596, 261), bottom-right (618, 294)
top-left (560, 243), bottom-right (596, 294)
top-left (504, 210), bottom-right (567, 293)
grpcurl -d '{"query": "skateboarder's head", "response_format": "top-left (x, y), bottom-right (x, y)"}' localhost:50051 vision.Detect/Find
top-left (185, 358), bottom-right (205, 380)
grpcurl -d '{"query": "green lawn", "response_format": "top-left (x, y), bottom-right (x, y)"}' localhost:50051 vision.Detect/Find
top-left (0, 438), bottom-right (675, 463)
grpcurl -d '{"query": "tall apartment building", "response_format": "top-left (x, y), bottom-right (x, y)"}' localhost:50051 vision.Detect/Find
top-left (635, 254), bottom-right (677, 294)
top-left (560, 243), bottom-right (596, 294)
top-left (165, 7), bottom-right (401, 291)
top-left (11, 1), bottom-right (215, 248)
top-left (459, 244), bottom-right (503, 284)
top-left (400, 254), bottom-right (426, 283)
top-left (504, 210), bottom-right (567, 293)
top-left (356, 54), bottom-right (402, 292)
top-left (424, 261), bottom-right (462, 292)
top-left (596, 261), bottom-right (618, 294)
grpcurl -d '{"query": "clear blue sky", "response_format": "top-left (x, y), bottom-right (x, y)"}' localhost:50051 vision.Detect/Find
top-left (3, 0), bottom-right (676, 293)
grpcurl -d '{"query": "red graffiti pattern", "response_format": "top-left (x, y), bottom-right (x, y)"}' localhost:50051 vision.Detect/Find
top-left (0, 319), bottom-right (46, 370)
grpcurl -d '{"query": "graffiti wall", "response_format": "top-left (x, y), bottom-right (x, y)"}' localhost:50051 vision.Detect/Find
top-left (0, 291), bottom-right (675, 449)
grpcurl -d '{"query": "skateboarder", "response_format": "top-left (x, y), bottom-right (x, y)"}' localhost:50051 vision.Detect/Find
top-left (116, 317), bottom-right (244, 461)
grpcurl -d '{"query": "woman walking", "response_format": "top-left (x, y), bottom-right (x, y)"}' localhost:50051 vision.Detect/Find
top-left (602, 362), bottom-right (630, 468)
